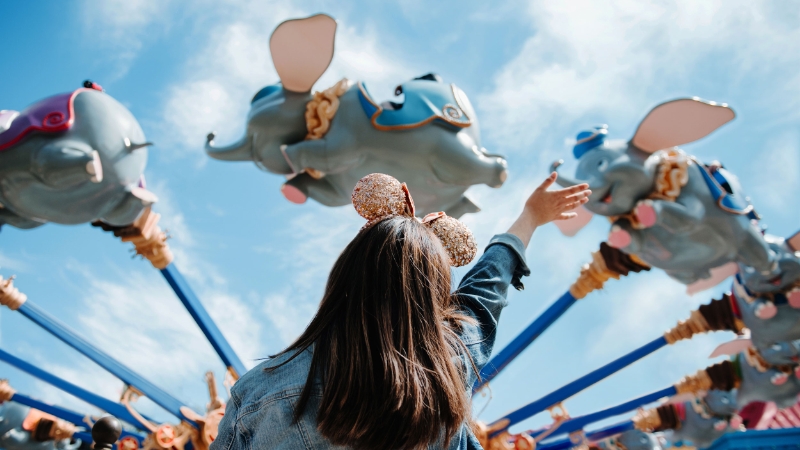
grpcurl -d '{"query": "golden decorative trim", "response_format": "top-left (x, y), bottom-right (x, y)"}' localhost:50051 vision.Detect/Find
top-left (473, 420), bottom-right (511, 450)
top-left (611, 148), bottom-right (690, 229)
top-left (226, 366), bottom-right (239, 383)
top-left (650, 149), bottom-right (690, 202)
top-left (96, 207), bottom-right (174, 269)
top-left (570, 250), bottom-right (620, 299)
top-left (674, 368), bottom-right (713, 395)
top-left (740, 347), bottom-right (793, 374)
top-left (304, 78), bottom-right (351, 140)
top-left (0, 379), bottom-right (16, 402)
top-left (632, 407), bottom-right (662, 432)
top-left (664, 309), bottom-right (712, 344)
top-left (0, 275), bottom-right (26, 310)
top-left (530, 403), bottom-right (570, 444)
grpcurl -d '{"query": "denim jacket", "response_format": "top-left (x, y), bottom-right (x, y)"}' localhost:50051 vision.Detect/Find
top-left (212, 233), bottom-right (530, 450)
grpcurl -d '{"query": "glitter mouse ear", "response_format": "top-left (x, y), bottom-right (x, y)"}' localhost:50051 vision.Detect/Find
top-left (352, 173), bottom-right (415, 225)
top-left (422, 212), bottom-right (477, 267)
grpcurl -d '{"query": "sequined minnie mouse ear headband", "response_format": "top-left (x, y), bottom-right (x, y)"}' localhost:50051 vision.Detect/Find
top-left (352, 173), bottom-right (477, 267)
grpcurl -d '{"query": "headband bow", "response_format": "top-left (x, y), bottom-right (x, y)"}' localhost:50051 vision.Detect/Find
top-left (352, 173), bottom-right (477, 267)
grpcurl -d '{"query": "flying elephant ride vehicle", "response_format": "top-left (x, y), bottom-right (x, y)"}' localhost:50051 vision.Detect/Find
top-left (205, 14), bottom-right (508, 218)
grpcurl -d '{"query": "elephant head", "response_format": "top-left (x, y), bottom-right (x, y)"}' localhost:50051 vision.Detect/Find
top-left (736, 349), bottom-right (800, 409)
top-left (703, 389), bottom-right (738, 417)
top-left (727, 232), bottom-right (800, 365)
top-left (551, 98), bottom-right (735, 218)
top-left (738, 234), bottom-right (800, 296)
top-left (0, 83), bottom-right (156, 230)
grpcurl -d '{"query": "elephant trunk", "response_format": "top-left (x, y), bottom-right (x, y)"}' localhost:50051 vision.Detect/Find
top-left (205, 133), bottom-right (253, 161)
top-left (550, 159), bottom-right (584, 187)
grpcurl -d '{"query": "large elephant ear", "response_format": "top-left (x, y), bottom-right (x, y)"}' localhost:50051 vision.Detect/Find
top-left (270, 14), bottom-right (337, 93)
top-left (553, 205), bottom-right (593, 236)
top-left (709, 336), bottom-right (753, 358)
top-left (631, 98), bottom-right (735, 153)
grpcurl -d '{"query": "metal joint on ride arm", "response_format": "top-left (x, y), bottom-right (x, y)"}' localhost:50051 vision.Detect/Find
top-left (0, 378), bottom-right (17, 402)
top-left (92, 206), bottom-right (174, 269)
top-left (0, 275), bottom-right (27, 310)
top-left (632, 407), bottom-right (665, 432)
top-left (569, 243), bottom-right (650, 299)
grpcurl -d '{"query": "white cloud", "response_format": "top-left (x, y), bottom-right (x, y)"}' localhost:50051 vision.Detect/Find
top-left (748, 131), bottom-right (800, 212)
top-left (0, 251), bottom-right (30, 273)
top-left (79, 0), bottom-right (173, 79)
top-left (479, 0), bottom-right (800, 152)
top-left (261, 293), bottom-right (317, 345)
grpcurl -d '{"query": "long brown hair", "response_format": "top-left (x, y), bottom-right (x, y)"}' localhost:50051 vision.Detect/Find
top-left (270, 216), bottom-right (475, 449)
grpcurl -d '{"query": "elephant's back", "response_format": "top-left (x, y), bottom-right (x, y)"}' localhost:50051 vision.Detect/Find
top-left (744, 302), bottom-right (800, 348)
top-left (638, 225), bottom-right (733, 272)
top-left (323, 88), bottom-right (480, 214)
top-left (336, 87), bottom-right (476, 155)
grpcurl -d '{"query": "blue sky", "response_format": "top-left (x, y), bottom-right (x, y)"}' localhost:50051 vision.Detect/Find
top-left (1, 0), bottom-right (799, 438)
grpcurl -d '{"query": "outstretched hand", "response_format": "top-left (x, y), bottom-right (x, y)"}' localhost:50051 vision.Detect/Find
top-left (507, 173), bottom-right (591, 248)
top-left (526, 172), bottom-right (590, 226)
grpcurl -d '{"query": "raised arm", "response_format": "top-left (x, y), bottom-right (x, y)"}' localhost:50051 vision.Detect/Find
top-left (454, 173), bottom-right (590, 380)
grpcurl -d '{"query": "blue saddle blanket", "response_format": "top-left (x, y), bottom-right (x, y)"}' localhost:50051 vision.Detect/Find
top-left (697, 163), bottom-right (758, 220)
top-left (357, 80), bottom-right (472, 131)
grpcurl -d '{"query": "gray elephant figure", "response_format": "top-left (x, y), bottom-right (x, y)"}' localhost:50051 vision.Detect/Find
top-left (735, 349), bottom-right (800, 409)
top-left (593, 430), bottom-right (664, 450)
top-left (668, 390), bottom-right (739, 449)
top-left (205, 14), bottom-right (507, 217)
top-left (732, 233), bottom-right (800, 366)
top-left (0, 81), bottom-right (156, 230)
top-left (0, 402), bottom-right (81, 450)
top-left (551, 98), bottom-right (775, 285)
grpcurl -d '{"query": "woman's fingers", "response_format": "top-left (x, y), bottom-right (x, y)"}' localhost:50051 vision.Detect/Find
top-left (561, 197), bottom-right (589, 211)
top-left (538, 172), bottom-right (558, 191)
top-left (559, 183), bottom-right (589, 194)
top-left (557, 211), bottom-right (578, 220)
top-left (561, 190), bottom-right (591, 203)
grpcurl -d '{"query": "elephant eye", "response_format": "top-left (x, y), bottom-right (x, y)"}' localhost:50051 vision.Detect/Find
top-left (597, 159), bottom-right (609, 172)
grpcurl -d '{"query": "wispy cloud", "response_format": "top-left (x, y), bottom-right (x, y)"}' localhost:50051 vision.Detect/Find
top-left (79, 0), bottom-right (173, 80)
top-left (479, 0), bottom-right (800, 153)
top-left (748, 131), bottom-right (800, 213)
top-left (0, 251), bottom-right (30, 272)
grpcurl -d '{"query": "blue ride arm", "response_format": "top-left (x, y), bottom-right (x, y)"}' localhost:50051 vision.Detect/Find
top-left (13, 300), bottom-right (197, 427)
top-left (492, 336), bottom-right (669, 430)
top-left (161, 264), bottom-right (247, 378)
top-left (529, 387), bottom-right (675, 440)
top-left (475, 291), bottom-right (577, 391)
top-left (537, 421), bottom-right (636, 450)
top-left (0, 348), bottom-right (154, 431)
